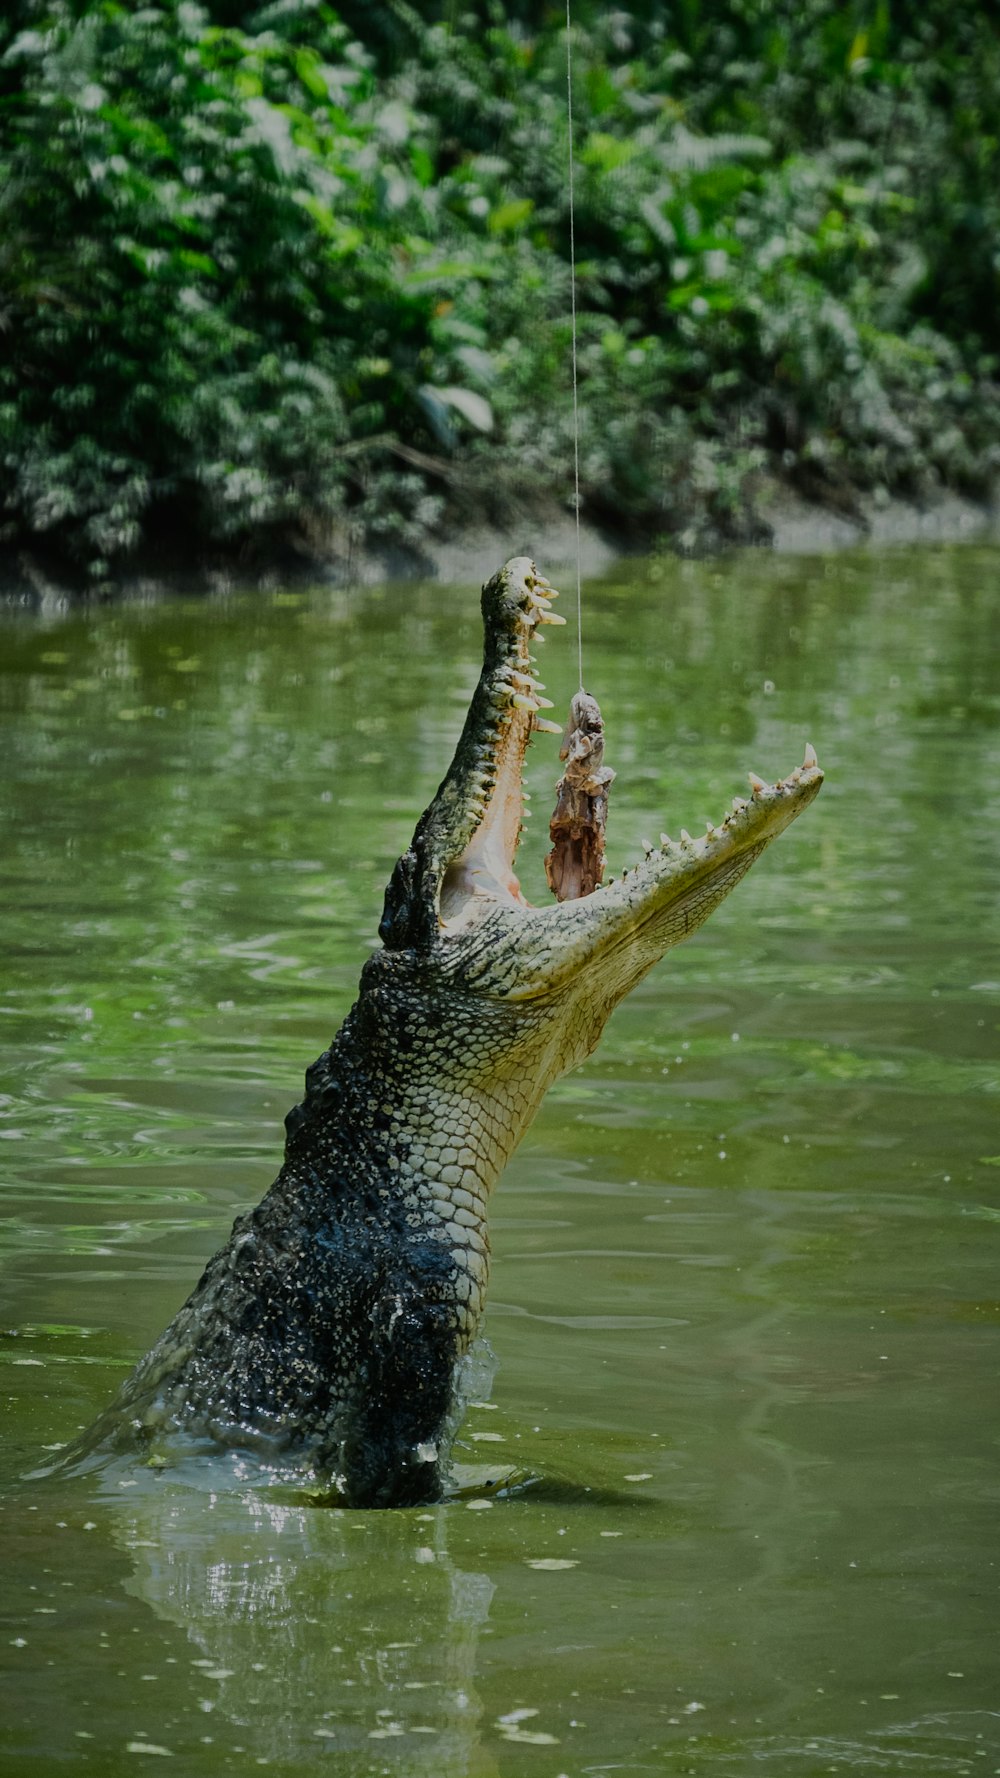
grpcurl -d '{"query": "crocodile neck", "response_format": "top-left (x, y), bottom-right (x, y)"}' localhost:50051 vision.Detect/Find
top-left (283, 951), bottom-right (560, 1347)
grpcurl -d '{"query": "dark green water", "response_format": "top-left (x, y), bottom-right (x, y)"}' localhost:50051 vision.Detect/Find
top-left (1, 546), bottom-right (998, 1777)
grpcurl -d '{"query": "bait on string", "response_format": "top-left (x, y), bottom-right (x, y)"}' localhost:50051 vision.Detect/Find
top-left (543, 0), bottom-right (616, 902)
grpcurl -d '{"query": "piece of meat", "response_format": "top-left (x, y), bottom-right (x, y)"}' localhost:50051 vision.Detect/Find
top-left (544, 689), bottom-right (616, 901)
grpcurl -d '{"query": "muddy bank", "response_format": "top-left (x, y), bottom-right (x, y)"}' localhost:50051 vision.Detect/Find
top-left (354, 483), bottom-right (1000, 581)
top-left (758, 482), bottom-right (1000, 557)
top-left (2, 482), bottom-right (998, 605)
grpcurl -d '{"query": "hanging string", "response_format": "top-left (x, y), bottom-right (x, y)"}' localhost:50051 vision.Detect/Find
top-left (565, 0), bottom-right (584, 692)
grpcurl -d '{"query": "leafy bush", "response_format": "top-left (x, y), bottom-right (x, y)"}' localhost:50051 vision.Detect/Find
top-left (1, 0), bottom-right (998, 577)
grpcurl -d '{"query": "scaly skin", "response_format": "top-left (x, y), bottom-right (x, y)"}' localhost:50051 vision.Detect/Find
top-left (97, 559), bottom-right (823, 1507)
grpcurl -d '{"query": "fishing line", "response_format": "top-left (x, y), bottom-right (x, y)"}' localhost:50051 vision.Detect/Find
top-left (564, 0), bottom-right (584, 692)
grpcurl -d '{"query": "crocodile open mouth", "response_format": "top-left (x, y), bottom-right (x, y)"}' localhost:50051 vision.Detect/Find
top-left (436, 558), bottom-right (823, 935)
top-left (439, 563), bottom-right (564, 922)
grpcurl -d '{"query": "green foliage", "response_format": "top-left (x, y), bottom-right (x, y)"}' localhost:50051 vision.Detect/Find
top-left (1, 0), bottom-right (998, 576)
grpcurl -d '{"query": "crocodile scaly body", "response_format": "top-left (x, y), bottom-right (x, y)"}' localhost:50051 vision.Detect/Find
top-left (97, 560), bottom-right (822, 1506)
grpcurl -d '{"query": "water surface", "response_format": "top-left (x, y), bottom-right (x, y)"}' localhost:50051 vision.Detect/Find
top-left (1, 546), bottom-right (998, 1776)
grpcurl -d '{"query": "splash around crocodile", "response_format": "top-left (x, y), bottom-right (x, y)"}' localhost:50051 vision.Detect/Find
top-left (69, 559), bottom-right (822, 1507)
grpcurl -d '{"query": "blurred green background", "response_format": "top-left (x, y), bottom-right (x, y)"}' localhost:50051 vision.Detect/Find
top-left (2, 0), bottom-right (999, 580)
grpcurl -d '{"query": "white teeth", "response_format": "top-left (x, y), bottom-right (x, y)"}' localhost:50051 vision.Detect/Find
top-left (533, 716), bottom-right (562, 734)
top-left (642, 838), bottom-right (654, 856)
top-left (536, 611), bottom-right (567, 626)
top-left (511, 693), bottom-right (540, 712)
top-left (705, 822), bottom-right (717, 838)
top-left (680, 828), bottom-right (694, 846)
top-left (803, 740), bottom-right (818, 768)
top-left (788, 766), bottom-right (802, 784)
top-left (510, 670), bottom-right (536, 690)
top-left (533, 694), bottom-right (555, 709)
top-left (732, 796), bottom-right (749, 814)
top-left (660, 833), bottom-right (671, 848)
top-left (748, 771), bottom-right (766, 794)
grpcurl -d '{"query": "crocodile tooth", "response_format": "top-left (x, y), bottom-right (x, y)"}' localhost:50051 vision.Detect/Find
top-left (521, 807), bottom-right (532, 818)
top-left (533, 716), bottom-right (562, 734)
top-left (660, 833), bottom-right (671, 848)
top-left (732, 796), bottom-right (749, 814)
top-left (680, 828), bottom-right (694, 846)
top-left (748, 771), bottom-right (766, 794)
top-left (510, 671), bottom-right (537, 690)
top-left (803, 740), bottom-right (818, 768)
top-left (533, 695), bottom-right (555, 709)
top-left (512, 693), bottom-right (540, 712)
top-left (788, 765), bottom-right (803, 784)
top-left (535, 611), bottom-right (567, 626)
top-left (642, 838), bottom-right (654, 857)
top-left (705, 822), bottom-right (717, 838)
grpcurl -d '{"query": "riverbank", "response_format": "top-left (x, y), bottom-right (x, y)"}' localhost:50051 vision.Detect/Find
top-left (392, 480), bottom-right (1000, 581)
top-left (3, 477), bottom-right (998, 608)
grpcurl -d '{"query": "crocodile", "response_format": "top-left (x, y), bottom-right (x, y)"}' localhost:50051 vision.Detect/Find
top-left (93, 557), bottom-right (822, 1507)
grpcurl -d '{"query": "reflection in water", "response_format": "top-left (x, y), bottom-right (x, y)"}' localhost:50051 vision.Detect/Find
top-left (108, 1462), bottom-right (499, 1775)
